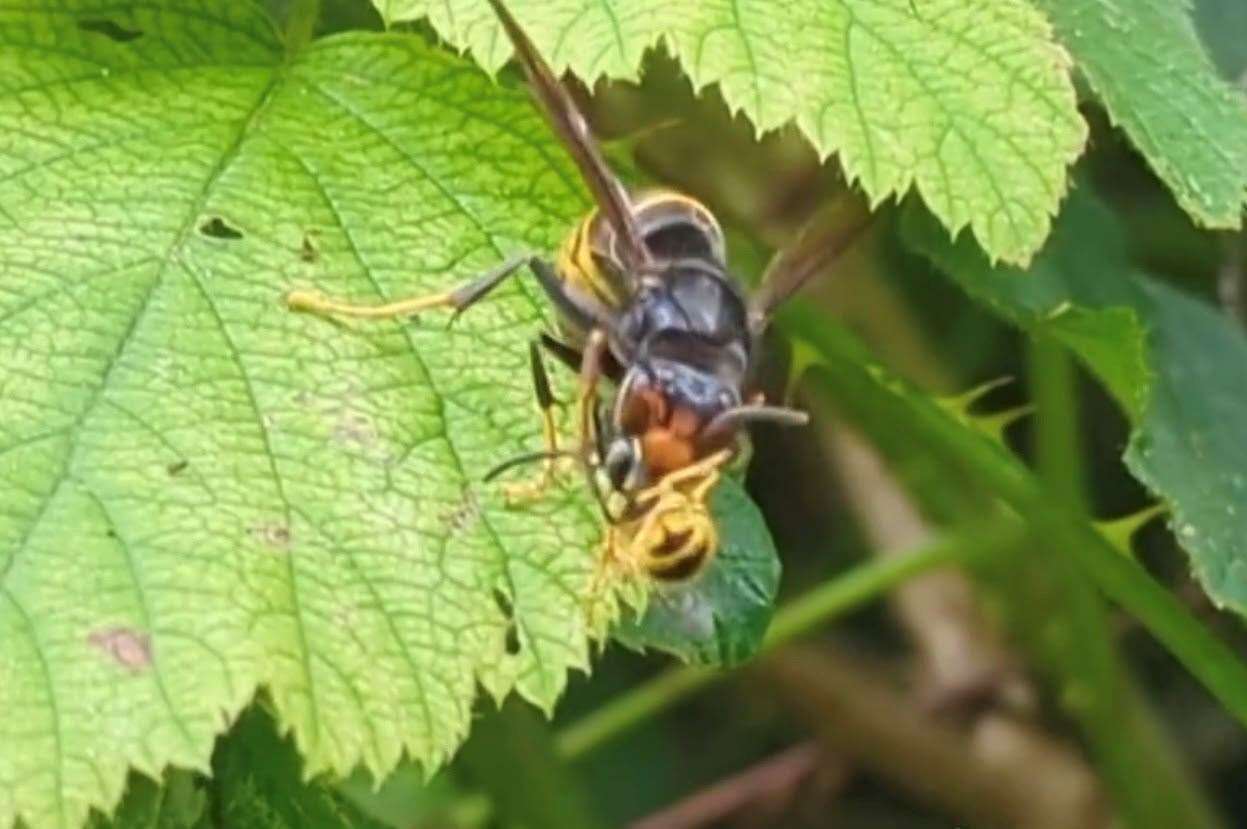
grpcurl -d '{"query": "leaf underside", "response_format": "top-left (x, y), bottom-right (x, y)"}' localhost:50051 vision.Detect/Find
top-left (0, 2), bottom-right (777, 826)
top-left (904, 193), bottom-right (1247, 619)
top-left (381, 0), bottom-right (1087, 265)
top-left (1034, 0), bottom-right (1247, 230)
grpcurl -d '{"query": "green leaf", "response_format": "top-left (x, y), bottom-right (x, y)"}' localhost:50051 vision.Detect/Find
top-left (0, 2), bottom-right (775, 826)
top-left (334, 763), bottom-right (462, 829)
top-left (785, 307), bottom-right (1247, 742)
top-left (1034, 0), bottom-right (1247, 229)
top-left (902, 197), bottom-right (1151, 420)
top-left (904, 193), bottom-right (1247, 618)
top-left (380, 0), bottom-right (1086, 265)
top-left (87, 772), bottom-right (207, 829)
top-left (1124, 280), bottom-right (1247, 612)
top-left (613, 479), bottom-right (780, 666)
top-left (458, 700), bottom-right (602, 829)
top-left (208, 705), bottom-right (391, 829)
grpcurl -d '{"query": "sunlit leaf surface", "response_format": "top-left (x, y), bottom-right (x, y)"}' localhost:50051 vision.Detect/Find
top-left (382, 0), bottom-right (1087, 265)
top-left (0, 2), bottom-right (775, 826)
top-left (1035, 0), bottom-right (1247, 230)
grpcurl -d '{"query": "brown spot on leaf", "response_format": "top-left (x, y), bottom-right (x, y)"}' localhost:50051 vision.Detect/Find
top-left (332, 411), bottom-right (377, 448)
top-left (441, 488), bottom-right (480, 534)
top-left (251, 522), bottom-right (292, 549)
top-left (166, 459), bottom-right (188, 476)
top-left (88, 627), bottom-right (152, 671)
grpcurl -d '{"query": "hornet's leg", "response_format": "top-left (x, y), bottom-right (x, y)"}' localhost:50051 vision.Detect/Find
top-left (618, 448), bottom-right (733, 582)
top-left (574, 327), bottom-right (633, 608)
top-left (577, 328), bottom-right (609, 465)
top-left (286, 253), bottom-right (535, 321)
top-left (501, 340), bottom-right (571, 503)
top-left (632, 448), bottom-right (734, 508)
top-left (627, 489), bottom-right (719, 582)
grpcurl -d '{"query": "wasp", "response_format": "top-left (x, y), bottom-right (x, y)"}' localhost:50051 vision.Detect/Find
top-left (287, 0), bottom-right (867, 586)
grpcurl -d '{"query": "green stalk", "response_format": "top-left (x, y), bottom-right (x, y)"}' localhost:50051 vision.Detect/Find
top-left (557, 530), bottom-right (982, 758)
top-left (784, 307), bottom-right (1247, 733)
top-left (459, 700), bottom-right (604, 829)
top-left (282, 0), bottom-right (320, 57)
top-left (1030, 335), bottom-right (1085, 506)
top-left (446, 536), bottom-right (974, 827)
top-left (1025, 337), bottom-right (1222, 829)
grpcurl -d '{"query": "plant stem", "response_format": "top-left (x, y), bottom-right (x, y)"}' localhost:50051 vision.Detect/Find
top-left (557, 662), bottom-right (715, 760)
top-left (1030, 334), bottom-right (1086, 506)
top-left (448, 533), bottom-right (972, 822)
top-left (1026, 337), bottom-right (1223, 829)
top-left (787, 310), bottom-right (1247, 732)
top-left (446, 532), bottom-right (987, 828)
top-left (282, 0), bottom-right (320, 57)
top-left (557, 531), bottom-right (980, 759)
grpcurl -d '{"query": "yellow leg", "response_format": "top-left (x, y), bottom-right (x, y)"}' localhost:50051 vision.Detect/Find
top-left (577, 329), bottom-right (608, 462)
top-left (583, 431), bottom-right (733, 600)
top-left (501, 402), bottom-right (566, 503)
top-left (500, 340), bottom-right (575, 505)
top-left (623, 487), bottom-right (719, 582)
top-left (582, 522), bottom-right (634, 628)
top-left (607, 449), bottom-right (732, 584)
top-left (286, 288), bottom-right (457, 319)
top-left (287, 252), bottom-right (534, 321)
top-left (632, 448), bottom-right (733, 508)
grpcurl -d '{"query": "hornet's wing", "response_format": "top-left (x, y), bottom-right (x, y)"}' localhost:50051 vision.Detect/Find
top-left (746, 197), bottom-right (874, 337)
top-left (488, 0), bottom-right (652, 277)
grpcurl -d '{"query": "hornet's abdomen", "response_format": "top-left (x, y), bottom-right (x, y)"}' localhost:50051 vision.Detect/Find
top-left (554, 189), bottom-right (727, 329)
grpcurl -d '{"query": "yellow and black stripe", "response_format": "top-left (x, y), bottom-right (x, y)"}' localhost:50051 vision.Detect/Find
top-left (554, 188), bottom-right (727, 319)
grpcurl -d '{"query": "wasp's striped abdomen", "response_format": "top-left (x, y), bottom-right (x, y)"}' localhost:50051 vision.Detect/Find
top-left (554, 189), bottom-right (728, 328)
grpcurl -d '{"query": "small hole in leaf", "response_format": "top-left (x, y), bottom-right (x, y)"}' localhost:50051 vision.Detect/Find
top-left (199, 216), bottom-right (243, 240)
top-left (504, 624), bottom-right (521, 655)
top-left (250, 522), bottom-right (292, 549)
top-left (79, 19), bottom-right (143, 42)
top-left (492, 588), bottom-right (514, 620)
top-left (300, 232), bottom-right (319, 262)
top-left (493, 589), bottom-right (521, 655)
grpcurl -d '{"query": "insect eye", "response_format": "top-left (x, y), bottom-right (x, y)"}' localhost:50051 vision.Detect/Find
top-left (604, 438), bottom-right (644, 492)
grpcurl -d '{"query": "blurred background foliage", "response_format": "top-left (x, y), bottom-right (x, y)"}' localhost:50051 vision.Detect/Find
top-left (103, 0), bottom-right (1247, 826)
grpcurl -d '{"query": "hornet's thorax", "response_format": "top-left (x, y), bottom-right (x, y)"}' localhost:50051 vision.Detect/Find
top-left (551, 190), bottom-right (754, 501)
